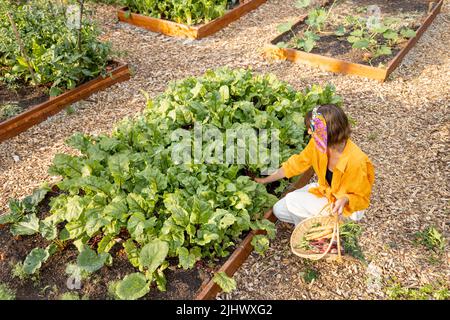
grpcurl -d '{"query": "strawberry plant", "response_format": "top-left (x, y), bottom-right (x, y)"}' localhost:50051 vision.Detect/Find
top-left (1, 68), bottom-right (341, 299)
top-left (0, 0), bottom-right (113, 96)
top-left (123, 0), bottom-right (239, 26)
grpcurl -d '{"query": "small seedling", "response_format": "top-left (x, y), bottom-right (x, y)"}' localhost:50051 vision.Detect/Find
top-left (65, 105), bottom-right (76, 115)
top-left (367, 131), bottom-right (378, 141)
top-left (302, 267), bottom-right (319, 283)
top-left (0, 283), bottom-right (16, 300)
top-left (0, 103), bottom-right (21, 122)
top-left (11, 261), bottom-right (29, 281)
top-left (107, 280), bottom-right (120, 300)
top-left (414, 226), bottom-right (446, 253)
top-left (386, 281), bottom-right (450, 300)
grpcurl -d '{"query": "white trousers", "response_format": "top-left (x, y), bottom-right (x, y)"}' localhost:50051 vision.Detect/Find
top-left (273, 183), bottom-right (365, 226)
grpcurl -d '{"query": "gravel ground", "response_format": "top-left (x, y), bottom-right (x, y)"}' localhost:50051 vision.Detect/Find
top-left (0, 0), bottom-right (449, 299)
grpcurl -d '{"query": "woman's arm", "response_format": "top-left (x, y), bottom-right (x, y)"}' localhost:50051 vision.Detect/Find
top-left (255, 139), bottom-right (315, 184)
top-left (255, 167), bottom-right (286, 184)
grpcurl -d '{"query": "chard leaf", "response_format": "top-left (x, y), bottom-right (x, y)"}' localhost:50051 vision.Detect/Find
top-left (139, 239), bottom-right (169, 273)
top-left (116, 273), bottom-right (149, 300)
top-left (39, 220), bottom-right (57, 240)
top-left (155, 269), bottom-right (167, 292)
top-left (123, 239), bottom-right (140, 268)
top-left (108, 153), bottom-right (130, 186)
top-left (213, 272), bottom-right (236, 293)
top-left (177, 247), bottom-right (199, 269)
top-left (251, 234), bottom-right (270, 255)
top-left (77, 245), bottom-right (109, 273)
top-left (10, 213), bottom-right (40, 236)
top-left (23, 247), bottom-right (50, 274)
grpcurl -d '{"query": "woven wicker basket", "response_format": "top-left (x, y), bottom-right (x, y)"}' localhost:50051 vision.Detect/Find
top-left (290, 203), bottom-right (343, 261)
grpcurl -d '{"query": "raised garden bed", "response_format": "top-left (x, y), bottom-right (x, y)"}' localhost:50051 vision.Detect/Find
top-left (0, 191), bottom-right (269, 300)
top-left (264, 0), bottom-right (443, 81)
top-left (0, 62), bottom-right (130, 143)
top-left (117, 0), bottom-right (267, 39)
top-left (0, 68), bottom-right (338, 300)
top-left (0, 168), bottom-right (314, 300)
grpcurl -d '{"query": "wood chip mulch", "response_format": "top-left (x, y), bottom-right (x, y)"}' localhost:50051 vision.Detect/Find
top-left (0, 0), bottom-right (448, 299)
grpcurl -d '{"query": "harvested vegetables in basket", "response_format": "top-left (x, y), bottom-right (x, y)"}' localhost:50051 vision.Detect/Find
top-left (296, 221), bottom-right (363, 258)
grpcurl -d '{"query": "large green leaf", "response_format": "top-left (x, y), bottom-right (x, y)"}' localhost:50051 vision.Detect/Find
top-left (108, 153), bottom-right (130, 186)
top-left (39, 220), bottom-right (57, 240)
top-left (10, 213), bottom-right (40, 236)
top-left (23, 247), bottom-right (50, 274)
top-left (213, 272), bottom-right (236, 293)
top-left (177, 247), bottom-right (201, 269)
top-left (115, 273), bottom-right (150, 300)
top-left (77, 245), bottom-right (109, 273)
top-left (139, 239), bottom-right (169, 273)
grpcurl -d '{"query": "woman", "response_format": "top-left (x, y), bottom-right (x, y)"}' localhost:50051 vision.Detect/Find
top-left (255, 104), bottom-right (375, 225)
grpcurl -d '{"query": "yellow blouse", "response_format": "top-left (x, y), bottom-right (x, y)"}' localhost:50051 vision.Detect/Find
top-left (281, 138), bottom-right (375, 217)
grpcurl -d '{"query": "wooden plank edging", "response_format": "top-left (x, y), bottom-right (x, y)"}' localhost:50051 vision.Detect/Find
top-left (117, 0), bottom-right (267, 39)
top-left (386, 0), bottom-right (444, 76)
top-left (0, 62), bottom-right (131, 143)
top-left (264, 0), bottom-right (444, 81)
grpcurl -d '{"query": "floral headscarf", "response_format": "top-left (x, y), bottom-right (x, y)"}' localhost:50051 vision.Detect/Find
top-left (310, 106), bottom-right (327, 153)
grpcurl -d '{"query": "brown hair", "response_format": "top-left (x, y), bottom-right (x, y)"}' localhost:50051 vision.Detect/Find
top-left (304, 104), bottom-right (351, 147)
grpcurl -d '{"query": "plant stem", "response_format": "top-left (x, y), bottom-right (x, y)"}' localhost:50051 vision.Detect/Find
top-left (78, 0), bottom-right (84, 52)
top-left (6, 11), bottom-right (37, 84)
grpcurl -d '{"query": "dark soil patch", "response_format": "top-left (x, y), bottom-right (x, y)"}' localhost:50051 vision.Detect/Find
top-left (274, 0), bottom-right (436, 67)
top-left (350, 0), bottom-right (431, 15)
top-left (0, 61), bottom-right (120, 123)
top-left (0, 191), bottom-right (239, 300)
top-left (0, 83), bottom-right (49, 121)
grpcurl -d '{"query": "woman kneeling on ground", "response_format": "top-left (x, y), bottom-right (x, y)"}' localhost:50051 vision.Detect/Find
top-left (255, 104), bottom-right (375, 225)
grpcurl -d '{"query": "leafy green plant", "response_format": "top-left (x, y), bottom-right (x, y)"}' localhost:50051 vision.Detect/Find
top-left (278, 1), bottom-right (417, 62)
top-left (0, 0), bottom-right (112, 96)
top-left (2, 68), bottom-right (341, 300)
top-left (386, 281), bottom-right (450, 300)
top-left (414, 226), bottom-right (446, 253)
top-left (302, 267), bottom-right (318, 283)
top-left (277, 0), bottom-right (337, 52)
top-left (0, 283), bottom-right (16, 300)
top-left (340, 221), bottom-right (365, 262)
top-left (0, 103), bottom-right (21, 122)
top-left (213, 271), bottom-right (236, 293)
top-left (107, 280), bottom-right (121, 300)
top-left (343, 15), bottom-right (416, 62)
top-left (124, 0), bottom-right (237, 25)
top-left (11, 261), bottom-right (29, 281)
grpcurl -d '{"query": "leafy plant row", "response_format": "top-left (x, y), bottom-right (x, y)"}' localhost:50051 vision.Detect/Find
top-left (0, 0), bottom-right (112, 96)
top-left (0, 68), bottom-right (341, 299)
top-left (123, 0), bottom-right (239, 25)
top-left (277, 0), bottom-right (417, 65)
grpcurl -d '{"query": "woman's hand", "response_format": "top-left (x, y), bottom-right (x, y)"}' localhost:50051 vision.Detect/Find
top-left (332, 196), bottom-right (349, 216)
top-left (254, 168), bottom-right (286, 185)
top-left (254, 177), bottom-right (268, 184)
